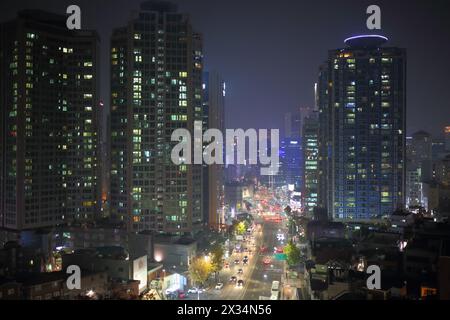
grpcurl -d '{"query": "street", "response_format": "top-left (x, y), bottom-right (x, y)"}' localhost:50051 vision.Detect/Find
top-left (183, 187), bottom-right (292, 300)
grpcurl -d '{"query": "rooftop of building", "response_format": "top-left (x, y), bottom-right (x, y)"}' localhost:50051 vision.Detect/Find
top-left (153, 234), bottom-right (196, 246)
top-left (344, 34), bottom-right (388, 48)
top-left (140, 1), bottom-right (178, 13)
top-left (11, 10), bottom-right (99, 39)
top-left (70, 246), bottom-right (130, 260)
top-left (3, 270), bottom-right (105, 287)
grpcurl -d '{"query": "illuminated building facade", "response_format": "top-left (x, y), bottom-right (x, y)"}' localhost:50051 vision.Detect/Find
top-left (302, 112), bottom-right (319, 215)
top-left (0, 10), bottom-right (100, 230)
top-left (318, 35), bottom-right (406, 220)
top-left (279, 138), bottom-right (302, 191)
top-left (110, 1), bottom-right (204, 234)
top-left (406, 131), bottom-right (432, 208)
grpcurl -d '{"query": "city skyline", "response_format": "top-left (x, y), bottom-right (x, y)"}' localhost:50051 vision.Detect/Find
top-left (1, 0), bottom-right (450, 304)
top-left (0, 0), bottom-right (449, 136)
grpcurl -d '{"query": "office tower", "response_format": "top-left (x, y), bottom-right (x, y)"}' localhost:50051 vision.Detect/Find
top-left (110, 1), bottom-right (203, 234)
top-left (202, 71), bottom-right (225, 230)
top-left (408, 131), bottom-right (433, 182)
top-left (279, 138), bottom-right (302, 191)
top-left (405, 131), bottom-right (433, 208)
top-left (406, 167), bottom-right (423, 208)
top-left (284, 111), bottom-right (301, 139)
top-left (317, 35), bottom-right (406, 220)
top-left (302, 112), bottom-right (319, 215)
top-left (285, 106), bottom-right (314, 139)
top-left (0, 10), bottom-right (100, 230)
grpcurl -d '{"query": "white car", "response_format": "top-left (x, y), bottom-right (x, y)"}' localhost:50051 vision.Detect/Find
top-left (215, 283), bottom-right (224, 290)
top-left (187, 287), bottom-right (204, 294)
top-left (165, 288), bottom-right (175, 295)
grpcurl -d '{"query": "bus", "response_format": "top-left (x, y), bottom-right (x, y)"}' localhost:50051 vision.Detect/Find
top-left (271, 281), bottom-right (280, 300)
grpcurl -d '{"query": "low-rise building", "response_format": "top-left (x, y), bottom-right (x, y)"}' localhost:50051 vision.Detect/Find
top-left (62, 247), bottom-right (148, 294)
top-left (153, 236), bottom-right (197, 268)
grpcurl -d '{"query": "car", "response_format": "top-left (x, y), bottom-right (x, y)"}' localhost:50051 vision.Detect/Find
top-left (224, 263), bottom-right (229, 269)
top-left (236, 280), bottom-right (244, 288)
top-left (244, 255), bottom-right (248, 260)
top-left (165, 288), bottom-right (175, 295)
top-left (178, 291), bottom-right (187, 299)
top-left (234, 259), bottom-right (240, 265)
top-left (215, 283), bottom-right (224, 290)
top-left (187, 287), bottom-right (204, 294)
top-left (229, 276), bottom-right (237, 283)
top-left (243, 260), bottom-right (248, 266)
top-left (237, 268), bottom-right (243, 274)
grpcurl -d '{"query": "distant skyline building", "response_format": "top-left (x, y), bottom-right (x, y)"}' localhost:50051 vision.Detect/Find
top-left (202, 71), bottom-right (225, 230)
top-left (109, 1), bottom-right (204, 234)
top-left (434, 155), bottom-right (450, 187)
top-left (0, 10), bottom-right (100, 230)
top-left (284, 106), bottom-right (314, 139)
top-left (279, 137), bottom-right (302, 191)
top-left (317, 35), bottom-right (406, 220)
top-left (302, 112), bottom-right (319, 215)
top-left (406, 131), bottom-right (432, 208)
top-left (408, 131), bottom-right (433, 182)
top-left (445, 126), bottom-right (450, 152)
top-left (431, 137), bottom-right (446, 163)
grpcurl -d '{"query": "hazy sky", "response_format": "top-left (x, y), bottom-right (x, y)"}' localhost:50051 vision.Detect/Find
top-left (1, 0), bottom-right (450, 136)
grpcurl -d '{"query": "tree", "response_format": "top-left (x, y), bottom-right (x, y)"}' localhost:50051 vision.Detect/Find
top-left (210, 245), bottom-right (224, 282)
top-left (283, 240), bottom-right (301, 267)
top-left (188, 257), bottom-right (212, 287)
top-left (235, 221), bottom-right (247, 235)
top-left (210, 245), bottom-right (224, 273)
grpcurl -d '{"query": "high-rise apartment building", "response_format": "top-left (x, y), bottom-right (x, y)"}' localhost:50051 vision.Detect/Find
top-left (110, 1), bottom-right (204, 234)
top-left (202, 71), bottom-right (225, 230)
top-left (317, 35), bottom-right (406, 220)
top-left (0, 10), bottom-right (100, 230)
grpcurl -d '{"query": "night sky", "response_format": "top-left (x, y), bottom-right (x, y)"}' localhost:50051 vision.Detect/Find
top-left (1, 0), bottom-right (449, 137)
